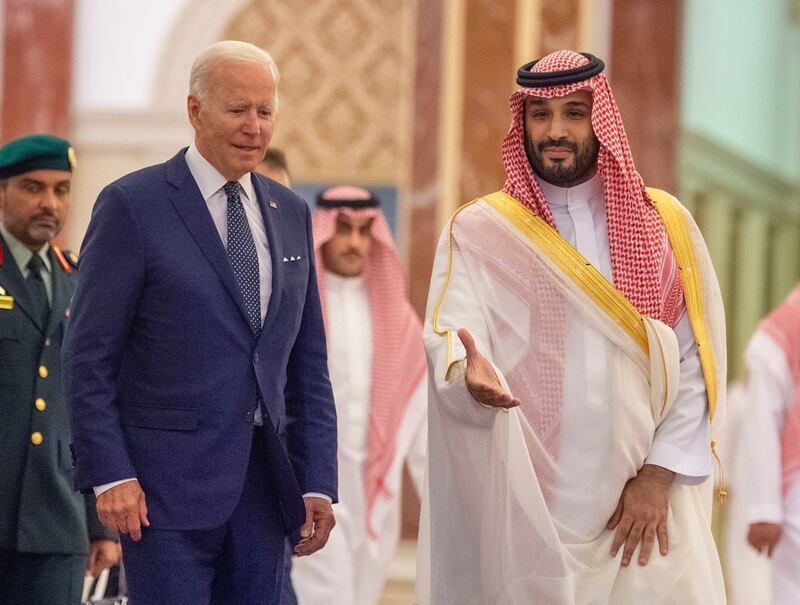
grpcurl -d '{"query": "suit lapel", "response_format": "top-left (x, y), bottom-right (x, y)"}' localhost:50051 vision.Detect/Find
top-left (0, 235), bottom-right (45, 332)
top-left (253, 177), bottom-right (284, 343)
top-left (165, 152), bottom-right (253, 330)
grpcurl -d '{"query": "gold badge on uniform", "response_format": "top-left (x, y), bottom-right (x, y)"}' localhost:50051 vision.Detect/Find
top-left (67, 146), bottom-right (78, 169)
top-left (0, 286), bottom-right (13, 310)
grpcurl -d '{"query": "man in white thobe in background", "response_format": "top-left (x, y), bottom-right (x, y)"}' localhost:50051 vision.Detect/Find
top-left (732, 284), bottom-right (800, 604)
top-left (291, 186), bottom-right (427, 605)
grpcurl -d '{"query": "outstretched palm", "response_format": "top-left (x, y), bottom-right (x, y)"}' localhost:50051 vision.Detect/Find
top-left (457, 328), bottom-right (520, 409)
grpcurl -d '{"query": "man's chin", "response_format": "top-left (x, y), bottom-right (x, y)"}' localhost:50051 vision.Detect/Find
top-left (544, 158), bottom-right (575, 172)
top-left (29, 229), bottom-right (56, 245)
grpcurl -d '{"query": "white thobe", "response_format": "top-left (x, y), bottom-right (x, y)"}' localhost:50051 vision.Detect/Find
top-left (291, 272), bottom-right (427, 605)
top-left (737, 330), bottom-right (800, 604)
top-left (536, 174), bottom-right (711, 508)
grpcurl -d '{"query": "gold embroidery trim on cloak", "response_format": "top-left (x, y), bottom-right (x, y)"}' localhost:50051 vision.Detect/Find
top-left (482, 191), bottom-right (650, 356)
top-left (647, 187), bottom-right (718, 422)
top-left (431, 200), bottom-right (480, 380)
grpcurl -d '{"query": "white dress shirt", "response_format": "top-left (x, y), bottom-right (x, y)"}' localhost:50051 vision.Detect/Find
top-left (184, 143), bottom-right (273, 321)
top-left (537, 173), bottom-right (711, 484)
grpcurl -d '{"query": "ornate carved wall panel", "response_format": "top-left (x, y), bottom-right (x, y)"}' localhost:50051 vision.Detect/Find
top-left (223, 0), bottom-right (415, 185)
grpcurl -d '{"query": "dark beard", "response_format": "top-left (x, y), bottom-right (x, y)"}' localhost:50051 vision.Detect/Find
top-left (525, 132), bottom-right (600, 187)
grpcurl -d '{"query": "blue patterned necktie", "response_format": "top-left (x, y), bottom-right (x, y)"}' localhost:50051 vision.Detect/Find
top-left (224, 181), bottom-right (261, 335)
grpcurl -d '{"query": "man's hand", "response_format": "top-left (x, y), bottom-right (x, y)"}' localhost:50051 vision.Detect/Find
top-left (457, 329), bottom-right (520, 409)
top-left (608, 464), bottom-right (674, 567)
top-left (747, 522), bottom-right (782, 556)
top-left (86, 539), bottom-right (122, 577)
top-left (96, 480), bottom-right (150, 541)
top-left (293, 496), bottom-right (335, 557)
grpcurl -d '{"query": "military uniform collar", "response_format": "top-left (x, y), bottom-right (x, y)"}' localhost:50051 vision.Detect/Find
top-left (0, 223), bottom-right (51, 275)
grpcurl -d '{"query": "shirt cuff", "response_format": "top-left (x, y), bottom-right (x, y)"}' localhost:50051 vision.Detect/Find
top-left (645, 440), bottom-right (711, 486)
top-left (303, 492), bottom-right (332, 503)
top-left (745, 504), bottom-right (784, 526)
top-left (93, 477), bottom-right (137, 497)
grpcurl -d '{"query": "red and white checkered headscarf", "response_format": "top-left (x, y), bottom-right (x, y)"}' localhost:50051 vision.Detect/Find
top-left (502, 50), bottom-right (682, 324)
top-left (312, 186), bottom-right (426, 535)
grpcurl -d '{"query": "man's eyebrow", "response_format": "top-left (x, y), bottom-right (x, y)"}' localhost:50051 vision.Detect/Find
top-left (564, 101), bottom-right (591, 109)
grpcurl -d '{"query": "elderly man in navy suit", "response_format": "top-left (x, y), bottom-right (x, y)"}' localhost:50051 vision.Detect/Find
top-left (63, 40), bottom-right (338, 605)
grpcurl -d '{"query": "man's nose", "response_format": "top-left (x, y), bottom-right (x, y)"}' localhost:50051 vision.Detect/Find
top-left (242, 110), bottom-right (261, 135)
top-left (39, 189), bottom-right (58, 210)
top-left (547, 116), bottom-right (566, 140)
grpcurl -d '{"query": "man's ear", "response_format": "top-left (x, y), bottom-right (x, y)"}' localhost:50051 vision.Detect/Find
top-left (187, 95), bottom-right (201, 129)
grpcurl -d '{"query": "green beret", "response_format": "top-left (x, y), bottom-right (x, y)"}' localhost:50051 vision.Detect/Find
top-left (0, 134), bottom-right (76, 180)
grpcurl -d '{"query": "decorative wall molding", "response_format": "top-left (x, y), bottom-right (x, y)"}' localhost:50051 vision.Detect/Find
top-left (679, 130), bottom-right (800, 217)
top-left (72, 109), bottom-right (192, 151)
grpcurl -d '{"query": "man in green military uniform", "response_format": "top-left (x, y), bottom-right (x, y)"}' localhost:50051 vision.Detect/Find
top-left (0, 134), bottom-right (119, 604)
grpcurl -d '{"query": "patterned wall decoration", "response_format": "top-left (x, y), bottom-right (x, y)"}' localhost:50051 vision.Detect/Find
top-left (222, 0), bottom-right (415, 185)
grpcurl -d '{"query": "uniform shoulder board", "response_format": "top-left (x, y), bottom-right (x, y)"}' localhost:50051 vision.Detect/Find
top-left (53, 246), bottom-right (77, 273)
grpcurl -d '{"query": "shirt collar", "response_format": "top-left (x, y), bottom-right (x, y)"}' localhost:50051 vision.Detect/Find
top-left (184, 143), bottom-right (256, 204)
top-left (0, 223), bottom-right (51, 274)
top-left (535, 172), bottom-right (604, 208)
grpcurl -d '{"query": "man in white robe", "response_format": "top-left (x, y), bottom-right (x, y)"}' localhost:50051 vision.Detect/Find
top-left (730, 284), bottom-right (800, 604)
top-left (417, 50), bottom-right (727, 604)
top-left (291, 186), bottom-right (427, 605)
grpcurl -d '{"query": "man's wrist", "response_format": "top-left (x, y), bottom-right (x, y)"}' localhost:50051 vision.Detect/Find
top-left (639, 464), bottom-right (676, 487)
top-left (303, 492), bottom-right (332, 503)
top-left (93, 477), bottom-right (137, 497)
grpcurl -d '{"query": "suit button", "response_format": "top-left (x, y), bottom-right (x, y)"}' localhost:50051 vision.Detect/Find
top-left (38, 365), bottom-right (48, 378)
top-left (44, 338), bottom-right (52, 347)
top-left (31, 432), bottom-right (43, 445)
top-left (245, 411), bottom-right (254, 423)
top-left (35, 398), bottom-right (46, 411)
top-left (253, 352), bottom-right (260, 363)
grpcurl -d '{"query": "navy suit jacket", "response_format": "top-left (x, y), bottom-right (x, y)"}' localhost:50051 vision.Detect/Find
top-left (62, 149), bottom-right (337, 536)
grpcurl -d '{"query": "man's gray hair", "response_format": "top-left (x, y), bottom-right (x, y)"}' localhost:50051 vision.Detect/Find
top-left (189, 40), bottom-right (280, 108)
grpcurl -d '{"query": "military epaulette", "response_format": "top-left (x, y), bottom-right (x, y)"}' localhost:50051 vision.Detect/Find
top-left (53, 246), bottom-right (77, 273)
